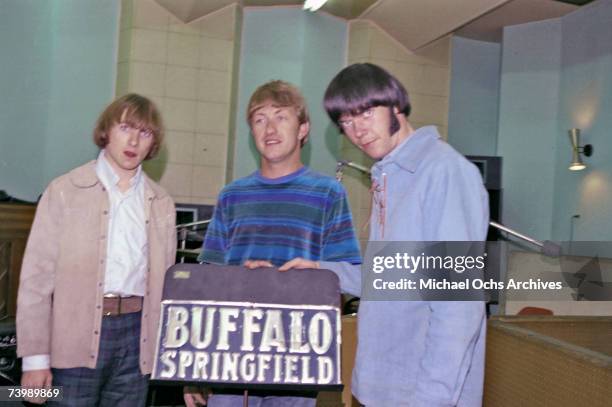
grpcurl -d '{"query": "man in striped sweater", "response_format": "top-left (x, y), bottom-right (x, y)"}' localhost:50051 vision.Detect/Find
top-left (184, 80), bottom-right (361, 407)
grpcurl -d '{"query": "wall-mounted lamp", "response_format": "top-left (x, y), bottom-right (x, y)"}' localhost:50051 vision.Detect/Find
top-left (568, 128), bottom-right (593, 171)
top-left (303, 0), bottom-right (328, 12)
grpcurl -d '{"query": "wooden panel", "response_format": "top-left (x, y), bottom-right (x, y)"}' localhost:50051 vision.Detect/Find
top-left (0, 203), bottom-right (36, 317)
top-left (0, 241), bottom-right (10, 319)
top-left (316, 314), bottom-right (360, 406)
top-left (340, 315), bottom-right (361, 406)
top-left (485, 316), bottom-right (612, 407)
top-left (0, 203), bottom-right (36, 238)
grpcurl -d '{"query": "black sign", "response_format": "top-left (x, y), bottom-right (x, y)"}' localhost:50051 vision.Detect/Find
top-left (152, 300), bottom-right (340, 388)
top-left (151, 264), bottom-right (343, 391)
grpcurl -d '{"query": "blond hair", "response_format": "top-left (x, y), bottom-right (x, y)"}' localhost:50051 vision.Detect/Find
top-left (93, 93), bottom-right (163, 160)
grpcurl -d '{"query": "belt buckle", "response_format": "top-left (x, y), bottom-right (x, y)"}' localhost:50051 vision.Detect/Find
top-left (103, 293), bottom-right (122, 316)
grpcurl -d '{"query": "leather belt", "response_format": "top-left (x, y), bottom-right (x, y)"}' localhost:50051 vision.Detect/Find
top-left (102, 294), bottom-right (143, 316)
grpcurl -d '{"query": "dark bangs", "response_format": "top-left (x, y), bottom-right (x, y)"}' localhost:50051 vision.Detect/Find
top-left (324, 63), bottom-right (410, 125)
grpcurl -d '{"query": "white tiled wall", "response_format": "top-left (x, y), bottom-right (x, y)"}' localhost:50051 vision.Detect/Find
top-left (345, 20), bottom-right (452, 250)
top-left (117, 0), bottom-right (238, 205)
top-left (116, 3), bottom-right (448, 214)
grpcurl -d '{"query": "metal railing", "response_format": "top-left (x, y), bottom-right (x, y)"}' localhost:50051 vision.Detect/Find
top-left (176, 219), bottom-right (211, 262)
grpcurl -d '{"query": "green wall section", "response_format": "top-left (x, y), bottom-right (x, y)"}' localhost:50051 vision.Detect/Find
top-left (1, 1), bottom-right (53, 201)
top-left (231, 7), bottom-right (347, 180)
top-left (497, 19), bottom-right (562, 241)
top-left (552, 0), bottom-right (612, 241)
top-left (496, 0), bottom-right (612, 241)
top-left (0, 0), bottom-right (119, 201)
top-left (447, 36), bottom-right (500, 156)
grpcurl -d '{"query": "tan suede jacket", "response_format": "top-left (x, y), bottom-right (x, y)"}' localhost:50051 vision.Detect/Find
top-left (16, 160), bottom-right (176, 374)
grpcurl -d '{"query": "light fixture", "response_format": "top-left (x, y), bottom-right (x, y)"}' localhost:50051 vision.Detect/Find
top-left (568, 128), bottom-right (593, 171)
top-left (303, 0), bottom-right (328, 12)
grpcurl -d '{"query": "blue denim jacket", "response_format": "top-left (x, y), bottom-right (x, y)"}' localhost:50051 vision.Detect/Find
top-left (322, 126), bottom-right (489, 406)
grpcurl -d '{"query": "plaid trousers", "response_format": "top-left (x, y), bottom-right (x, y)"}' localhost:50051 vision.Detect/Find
top-left (48, 311), bottom-right (148, 407)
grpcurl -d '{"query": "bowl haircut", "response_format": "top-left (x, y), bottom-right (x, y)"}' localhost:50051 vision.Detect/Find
top-left (93, 93), bottom-right (164, 160)
top-left (324, 63), bottom-right (411, 135)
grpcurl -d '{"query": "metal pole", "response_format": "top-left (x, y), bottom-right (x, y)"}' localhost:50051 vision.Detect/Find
top-left (176, 219), bottom-right (211, 229)
top-left (488, 221), bottom-right (544, 248)
top-left (335, 160), bottom-right (561, 255)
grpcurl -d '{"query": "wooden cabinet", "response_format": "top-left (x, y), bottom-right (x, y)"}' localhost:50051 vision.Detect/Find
top-left (0, 203), bottom-right (36, 318)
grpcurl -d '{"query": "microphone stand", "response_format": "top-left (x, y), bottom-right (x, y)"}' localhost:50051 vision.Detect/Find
top-left (335, 160), bottom-right (561, 256)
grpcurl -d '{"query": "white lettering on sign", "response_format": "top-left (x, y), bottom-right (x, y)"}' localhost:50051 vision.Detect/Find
top-left (156, 302), bottom-right (340, 386)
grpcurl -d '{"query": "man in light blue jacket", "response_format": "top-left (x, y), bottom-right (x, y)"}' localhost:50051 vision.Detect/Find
top-left (280, 63), bottom-right (489, 406)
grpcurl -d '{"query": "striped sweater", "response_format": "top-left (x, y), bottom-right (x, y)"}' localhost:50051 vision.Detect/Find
top-left (198, 166), bottom-right (361, 266)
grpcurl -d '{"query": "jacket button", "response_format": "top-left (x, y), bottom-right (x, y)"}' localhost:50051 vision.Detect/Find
top-left (97, 305), bottom-right (101, 309)
top-left (145, 220), bottom-right (150, 224)
top-left (100, 259), bottom-right (104, 264)
top-left (100, 235), bottom-right (106, 240)
top-left (94, 330), bottom-right (99, 335)
top-left (103, 210), bottom-right (108, 215)
top-left (90, 355), bottom-right (95, 359)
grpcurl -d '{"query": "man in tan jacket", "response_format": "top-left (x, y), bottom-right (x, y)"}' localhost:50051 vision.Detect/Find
top-left (17, 94), bottom-right (177, 406)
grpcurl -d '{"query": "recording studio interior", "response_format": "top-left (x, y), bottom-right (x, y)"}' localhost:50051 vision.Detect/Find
top-left (1, 0), bottom-right (611, 405)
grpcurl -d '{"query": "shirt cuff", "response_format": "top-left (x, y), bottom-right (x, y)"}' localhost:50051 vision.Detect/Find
top-left (22, 354), bottom-right (50, 371)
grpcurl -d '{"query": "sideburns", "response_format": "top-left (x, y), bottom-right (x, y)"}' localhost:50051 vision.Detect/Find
top-left (389, 108), bottom-right (400, 135)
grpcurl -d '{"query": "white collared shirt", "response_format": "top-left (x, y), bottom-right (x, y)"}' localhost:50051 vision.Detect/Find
top-left (23, 151), bottom-right (149, 371)
top-left (96, 150), bottom-right (148, 296)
